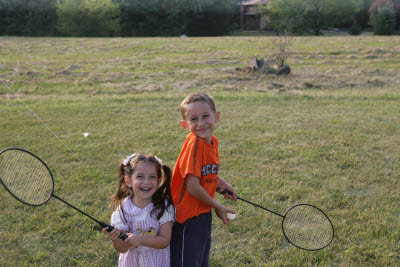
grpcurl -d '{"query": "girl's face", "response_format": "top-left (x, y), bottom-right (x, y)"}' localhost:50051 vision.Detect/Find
top-left (125, 162), bottom-right (159, 207)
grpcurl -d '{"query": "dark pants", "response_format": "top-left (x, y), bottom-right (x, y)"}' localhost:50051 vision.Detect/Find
top-left (170, 211), bottom-right (212, 267)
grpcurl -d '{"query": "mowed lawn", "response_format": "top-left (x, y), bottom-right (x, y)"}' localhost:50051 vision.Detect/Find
top-left (0, 36), bottom-right (399, 266)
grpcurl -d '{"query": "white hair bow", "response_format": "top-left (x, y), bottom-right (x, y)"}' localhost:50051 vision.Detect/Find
top-left (155, 156), bottom-right (163, 167)
top-left (123, 153), bottom-right (136, 166)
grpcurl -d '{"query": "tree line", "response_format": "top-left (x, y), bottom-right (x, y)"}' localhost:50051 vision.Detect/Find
top-left (0, 0), bottom-right (399, 37)
top-left (0, 0), bottom-right (238, 37)
top-left (261, 0), bottom-right (399, 35)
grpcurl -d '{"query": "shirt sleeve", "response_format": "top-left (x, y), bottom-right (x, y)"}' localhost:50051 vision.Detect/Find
top-left (110, 208), bottom-right (129, 231)
top-left (159, 205), bottom-right (175, 225)
top-left (179, 135), bottom-right (203, 179)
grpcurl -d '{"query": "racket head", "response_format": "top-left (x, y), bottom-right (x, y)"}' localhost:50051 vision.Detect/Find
top-left (282, 203), bottom-right (334, 251)
top-left (0, 147), bottom-right (54, 206)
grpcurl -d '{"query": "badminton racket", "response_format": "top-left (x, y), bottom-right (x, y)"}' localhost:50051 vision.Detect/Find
top-left (0, 147), bottom-right (127, 240)
top-left (217, 187), bottom-right (334, 251)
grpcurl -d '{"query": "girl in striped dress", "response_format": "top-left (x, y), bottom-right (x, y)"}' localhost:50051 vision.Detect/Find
top-left (103, 153), bottom-right (175, 267)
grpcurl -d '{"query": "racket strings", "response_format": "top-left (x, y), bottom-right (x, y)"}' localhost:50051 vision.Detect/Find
top-left (0, 150), bottom-right (53, 205)
top-left (283, 204), bottom-right (333, 250)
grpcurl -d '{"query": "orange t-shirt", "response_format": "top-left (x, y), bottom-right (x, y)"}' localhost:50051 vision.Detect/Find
top-left (171, 133), bottom-right (220, 223)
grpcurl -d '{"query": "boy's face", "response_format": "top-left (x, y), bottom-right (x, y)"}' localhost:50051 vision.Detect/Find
top-left (181, 101), bottom-right (220, 144)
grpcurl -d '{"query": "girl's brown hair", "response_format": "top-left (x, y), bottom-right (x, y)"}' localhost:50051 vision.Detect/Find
top-left (110, 154), bottom-right (174, 220)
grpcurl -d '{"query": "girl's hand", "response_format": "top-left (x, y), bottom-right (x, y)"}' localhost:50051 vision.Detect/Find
top-left (215, 205), bottom-right (236, 224)
top-left (124, 233), bottom-right (141, 249)
top-left (102, 227), bottom-right (121, 241)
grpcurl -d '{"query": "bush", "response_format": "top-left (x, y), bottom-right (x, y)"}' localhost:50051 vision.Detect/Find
top-left (118, 0), bottom-right (237, 37)
top-left (57, 0), bottom-right (120, 37)
top-left (372, 6), bottom-right (396, 35)
top-left (349, 16), bottom-right (362, 35)
top-left (0, 0), bottom-right (58, 36)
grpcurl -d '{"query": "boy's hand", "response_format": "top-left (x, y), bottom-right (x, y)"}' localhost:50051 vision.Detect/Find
top-left (215, 205), bottom-right (236, 224)
top-left (216, 177), bottom-right (237, 201)
top-left (216, 186), bottom-right (237, 201)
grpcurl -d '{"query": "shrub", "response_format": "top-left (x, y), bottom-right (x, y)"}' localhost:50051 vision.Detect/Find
top-left (372, 6), bottom-right (396, 35)
top-left (349, 16), bottom-right (362, 35)
top-left (56, 0), bottom-right (120, 37)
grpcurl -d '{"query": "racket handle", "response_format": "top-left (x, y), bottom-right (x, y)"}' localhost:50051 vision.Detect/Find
top-left (100, 222), bottom-right (128, 240)
top-left (216, 186), bottom-right (233, 196)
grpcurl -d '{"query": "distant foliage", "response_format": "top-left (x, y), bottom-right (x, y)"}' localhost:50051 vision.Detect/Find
top-left (260, 0), bottom-right (375, 35)
top-left (372, 5), bottom-right (396, 34)
top-left (0, 0), bottom-right (236, 37)
top-left (349, 15), bottom-right (363, 35)
top-left (1, 0), bottom-right (400, 36)
top-left (352, 0), bottom-right (375, 30)
top-left (369, 0), bottom-right (399, 30)
top-left (56, 0), bottom-right (121, 37)
top-left (0, 0), bottom-right (58, 36)
top-left (116, 0), bottom-right (237, 37)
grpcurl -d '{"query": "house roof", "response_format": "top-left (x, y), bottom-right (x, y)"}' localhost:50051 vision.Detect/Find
top-left (241, 0), bottom-right (268, 6)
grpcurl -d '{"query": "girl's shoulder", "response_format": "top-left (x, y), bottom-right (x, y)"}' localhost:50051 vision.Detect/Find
top-left (159, 201), bottom-right (175, 224)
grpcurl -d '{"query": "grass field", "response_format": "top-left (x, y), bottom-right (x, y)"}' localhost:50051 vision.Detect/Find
top-left (0, 35), bottom-right (399, 266)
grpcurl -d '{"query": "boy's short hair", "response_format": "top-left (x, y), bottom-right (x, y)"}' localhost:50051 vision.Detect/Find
top-left (180, 93), bottom-right (216, 119)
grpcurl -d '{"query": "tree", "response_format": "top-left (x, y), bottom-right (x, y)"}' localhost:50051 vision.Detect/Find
top-left (184, 0), bottom-right (237, 36)
top-left (349, 15), bottom-right (363, 34)
top-left (372, 5), bottom-right (396, 34)
top-left (261, 0), bottom-right (372, 35)
top-left (354, 0), bottom-right (375, 29)
top-left (261, 0), bottom-right (309, 34)
top-left (0, 0), bottom-right (58, 36)
top-left (303, 0), bottom-right (330, 35)
top-left (25, 0), bottom-right (58, 36)
top-left (116, 0), bottom-right (236, 37)
top-left (325, 0), bottom-right (364, 28)
top-left (369, 0), bottom-right (399, 29)
top-left (57, 0), bottom-right (120, 37)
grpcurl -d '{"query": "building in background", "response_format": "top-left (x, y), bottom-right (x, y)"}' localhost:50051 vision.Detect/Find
top-left (239, 0), bottom-right (269, 30)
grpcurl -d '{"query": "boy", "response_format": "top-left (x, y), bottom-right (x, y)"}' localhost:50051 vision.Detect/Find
top-left (170, 92), bottom-right (237, 267)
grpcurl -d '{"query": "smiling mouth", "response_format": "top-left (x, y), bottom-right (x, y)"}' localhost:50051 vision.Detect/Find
top-left (197, 128), bottom-right (208, 132)
top-left (140, 187), bottom-right (152, 192)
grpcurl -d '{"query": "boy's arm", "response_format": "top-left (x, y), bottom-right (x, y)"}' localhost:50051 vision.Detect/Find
top-left (217, 176), bottom-right (237, 201)
top-left (186, 175), bottom-right (235, 224)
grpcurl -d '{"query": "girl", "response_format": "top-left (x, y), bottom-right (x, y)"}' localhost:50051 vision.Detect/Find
top-left (103, 153), bottom-right (175, 267)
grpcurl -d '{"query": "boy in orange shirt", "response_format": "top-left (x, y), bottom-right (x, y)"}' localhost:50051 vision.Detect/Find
top-left (170, 93), bottom-right (237, 267)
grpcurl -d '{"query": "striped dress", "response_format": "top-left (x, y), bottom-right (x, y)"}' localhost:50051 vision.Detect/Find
top-left (111, 198), bottom-right (175, 267)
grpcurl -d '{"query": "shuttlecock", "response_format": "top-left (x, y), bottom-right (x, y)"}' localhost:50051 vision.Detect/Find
top-left (227, 213), bottom-right (236, 220)
top-left (83, 133), bottom-right (89, 138)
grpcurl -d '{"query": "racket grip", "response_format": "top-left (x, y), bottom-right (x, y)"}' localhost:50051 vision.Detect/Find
top-left (216, 186), bottom-right (233, 196)
top-left (102, 223), bottom-right (128, 240)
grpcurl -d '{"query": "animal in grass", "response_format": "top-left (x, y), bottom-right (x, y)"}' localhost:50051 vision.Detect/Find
top-left (137, 227), bottom-right (158, 236)
top-left (252, 57), bottom-right (291, 75)
top-left (276, 65), bottom-right (291, 75)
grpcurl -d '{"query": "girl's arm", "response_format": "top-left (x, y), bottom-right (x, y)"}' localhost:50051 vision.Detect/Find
top-left (124, 221), bottom-right (173, 249)
top-left (217, 176), bottom-right (237, 200)
top-left (186, 175), bottom-right (235, 224)
top-left (102, 228), bottom-right (129, 253)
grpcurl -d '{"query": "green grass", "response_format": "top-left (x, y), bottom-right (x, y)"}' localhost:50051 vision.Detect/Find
top-left (1, 36), bottom-right (400, 266)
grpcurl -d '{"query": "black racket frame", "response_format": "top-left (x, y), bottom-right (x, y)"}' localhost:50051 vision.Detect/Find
top-left (0, 147), bottom-right (127, 240)
top-left (216, 187), bottom-right (334, 251)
